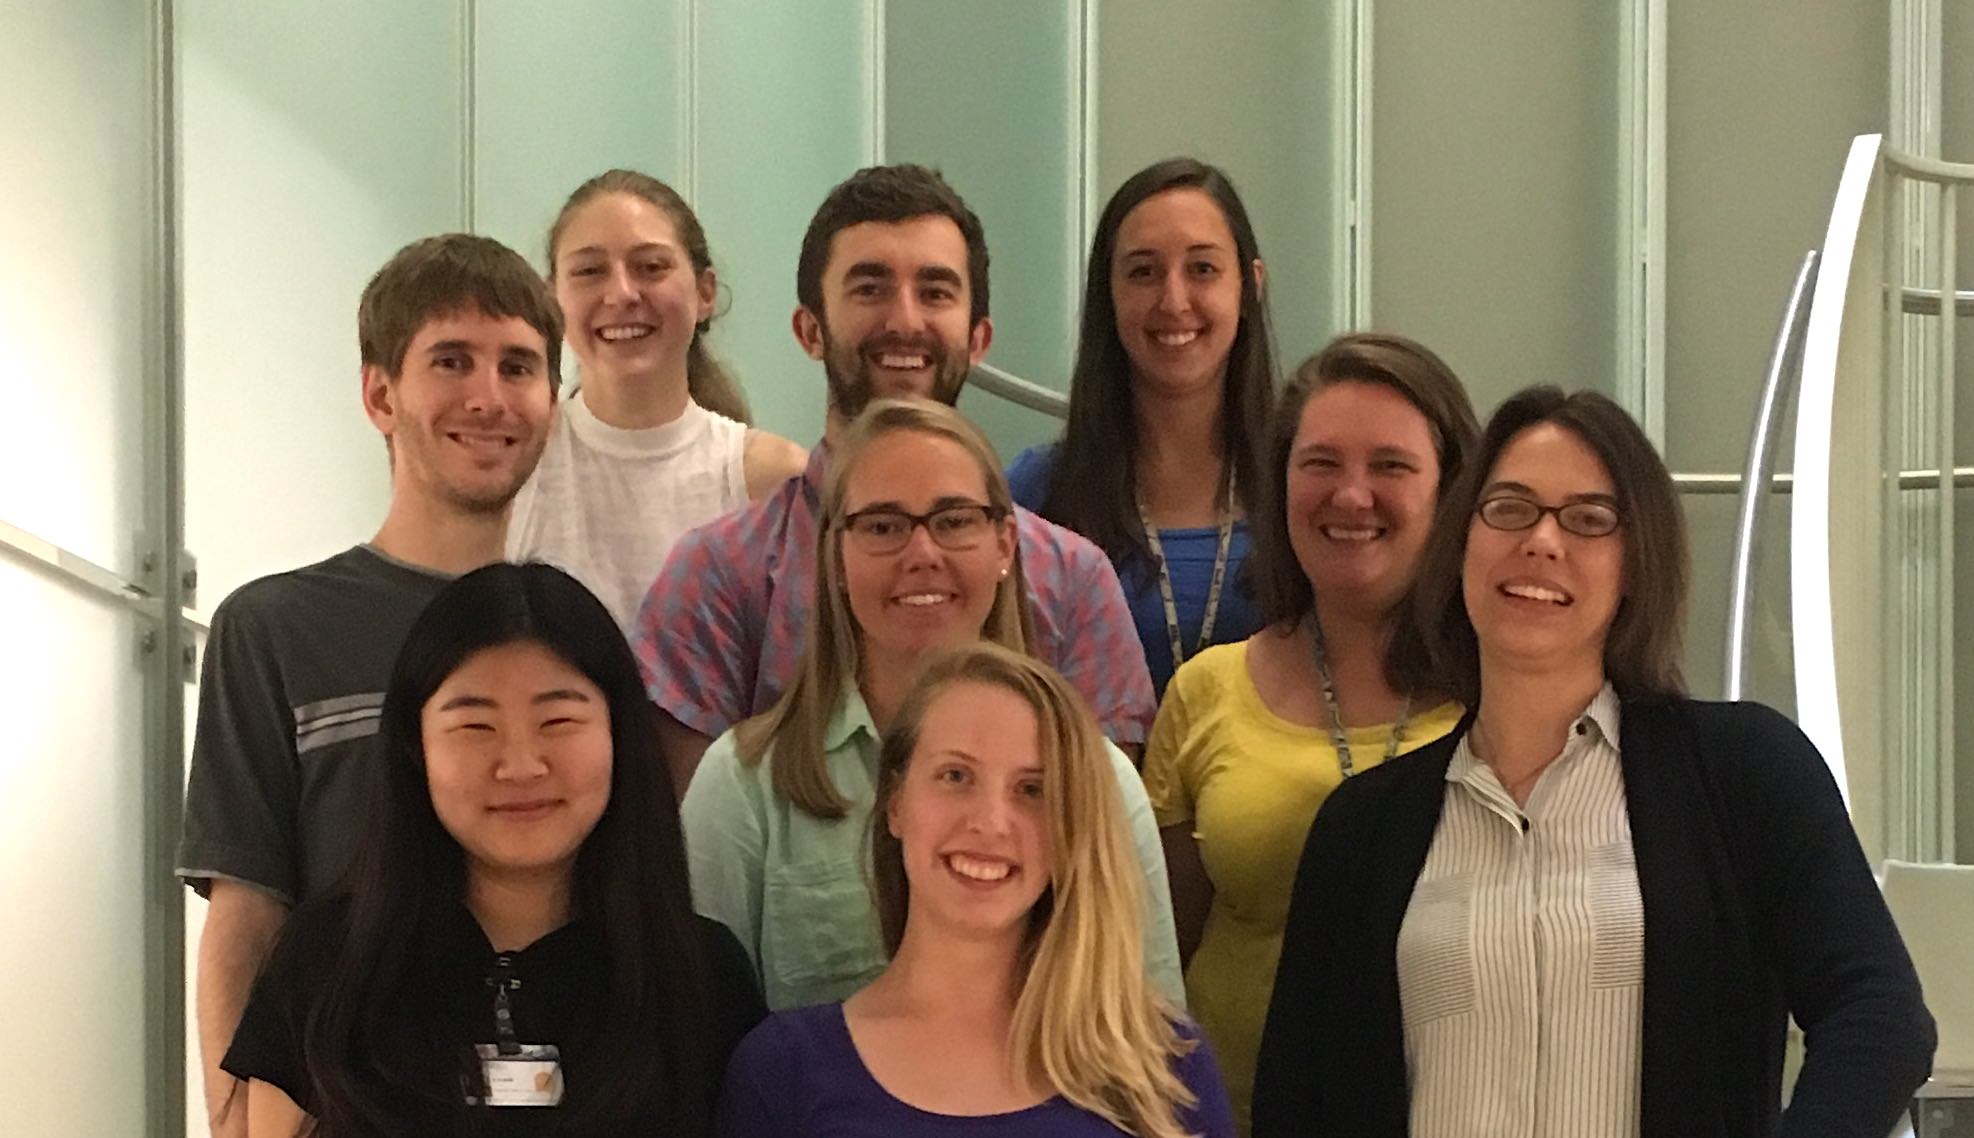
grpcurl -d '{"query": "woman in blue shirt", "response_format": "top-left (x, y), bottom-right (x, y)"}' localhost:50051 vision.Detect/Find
top-left (1008, 157), bottom-right (1276, 697)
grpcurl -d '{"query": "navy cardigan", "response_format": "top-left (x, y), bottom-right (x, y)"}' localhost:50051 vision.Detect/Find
top-left (1250, 697), bottom-right (1934, 1138)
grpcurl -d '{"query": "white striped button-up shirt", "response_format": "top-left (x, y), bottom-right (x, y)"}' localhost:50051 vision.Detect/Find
top-left (1397, 685), bottom-right (1644, 1138)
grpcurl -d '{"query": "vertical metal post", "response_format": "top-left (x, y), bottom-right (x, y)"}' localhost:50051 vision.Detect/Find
top-left (147, 1), bottom-right (188, 1134)
top-left (457, 0), bottom-right (477, 232)
top-left (1935, 184), bottom-right (1957, 861)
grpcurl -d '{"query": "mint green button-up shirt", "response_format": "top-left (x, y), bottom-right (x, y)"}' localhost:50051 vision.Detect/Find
top-left (681, 689), bottom-right (1185, 1012)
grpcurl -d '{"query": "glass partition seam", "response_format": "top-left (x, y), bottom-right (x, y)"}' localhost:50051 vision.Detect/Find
top-left (863, 0), bottom-right (885, 163)
top-left (1075, 0), bottom-right (1097, 282)
top-left (1615, 0), bottom-right (1667, 447)
top-left (148, 0), bottom-right (189, 1134)
top-left (678, 0), bottom-right (699, 201)
top-left (1334, 0), bottom-right (1373, 329)
top-left (1935, 184), bottom-right (1957, 861)
top-left (459, 0), bottom-right (478, 231)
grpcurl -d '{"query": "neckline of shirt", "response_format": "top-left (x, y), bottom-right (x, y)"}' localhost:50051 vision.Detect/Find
top-left (565, 388), bottom-right (712, 460)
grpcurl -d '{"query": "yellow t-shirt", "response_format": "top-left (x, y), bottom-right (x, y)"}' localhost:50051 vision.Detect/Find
top-left (1142, 641), bottom-right (1463, 1134)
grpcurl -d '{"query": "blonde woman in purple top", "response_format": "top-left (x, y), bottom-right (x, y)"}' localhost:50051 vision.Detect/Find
top-left (718, 644), bottom-right (1235, 1138)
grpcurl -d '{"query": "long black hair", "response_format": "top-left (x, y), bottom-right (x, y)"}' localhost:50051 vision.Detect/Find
top-left (295, 562), bottom-right (715, 1135)
top-left (1040, 157), bottom-right (1276, 584)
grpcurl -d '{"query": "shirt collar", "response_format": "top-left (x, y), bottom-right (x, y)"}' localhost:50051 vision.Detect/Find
top-left (1446, 681), bottom-right (1621, 786)
top-left (802, 438), bottom-right (831, 503)
top-left (823, 686), bottom-right (879, 752)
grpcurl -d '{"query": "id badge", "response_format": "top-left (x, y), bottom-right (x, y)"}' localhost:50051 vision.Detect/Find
top-left (474, 1043), bottom-right (564, 1107)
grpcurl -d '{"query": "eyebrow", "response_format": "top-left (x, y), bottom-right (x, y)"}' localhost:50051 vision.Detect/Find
top-left (1481, 480), bottom-right (1618, 505)
top-left (1293, 442), bottom-right (1425, 460)
top-left (422, 340), bottom-right (545, 366)
top-left (1119, 242), bottom-right (1229, 259)
top-left (434, 688), bottom-right (592, 712)
top-left (563, 241), bottom-right (677, 259)
top-left (925, 748), bottom-right (1045, 777)
top-left (848, 494), bottom-right (987, 513)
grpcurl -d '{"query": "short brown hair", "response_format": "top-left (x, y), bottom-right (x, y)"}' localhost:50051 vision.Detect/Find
top-left (1390, 385), bottom-right (1689, 702)
top-left (795, 164), bottom-right (989, 327)
top-left (1248, 332), bottom-right (1481, 627)
top-left (357, 233), bottom-right (563, 381)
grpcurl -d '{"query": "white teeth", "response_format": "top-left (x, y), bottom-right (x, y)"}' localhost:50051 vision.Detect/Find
top-left (947, 854), bottom-right (1012, 882)
top-left (1153, 330), bottom-right (1199, 347)
top-left (1322, 525), bottom-right (1380, 542)
top-left (877, 353), bottom-right (928, 369)
top-left (598, 325), bottom-right (652, 342)
top-left (1503, 583), bottom-right (1570, 605)
top-left (896, 594), bottom-right (949, 607)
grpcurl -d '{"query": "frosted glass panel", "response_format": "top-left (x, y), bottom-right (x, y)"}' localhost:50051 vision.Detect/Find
top-left (691, 0), bottom-right (873, 444)
top-left (473, 0), bottom-right (686, 267)
top-left (1372, 0), bottom-right (1621, 411)
top-left (180, 1), bottom-right (462, 605)
top-left (885, 0), bottom-right (1079, 461)
top-left (0, 0), bottom-right (154, 575)
top-left (1098, 1), bottom-right (1338, 372)
top-left (0, 569), bottom-right (148, 1134)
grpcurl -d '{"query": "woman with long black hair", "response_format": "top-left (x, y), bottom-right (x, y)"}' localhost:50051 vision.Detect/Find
top-left (222, 561), bottom-right (764, 1135)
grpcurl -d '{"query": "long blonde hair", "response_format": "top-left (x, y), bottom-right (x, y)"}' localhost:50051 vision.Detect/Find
top-left (869, 644), bottom-right (1199, 1138)
top-left (735, 400), bottom-right (1033, 819)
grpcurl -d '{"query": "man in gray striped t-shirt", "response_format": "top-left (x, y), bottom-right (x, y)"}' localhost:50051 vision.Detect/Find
top-left (175, 233), bottom-right (560, 1138)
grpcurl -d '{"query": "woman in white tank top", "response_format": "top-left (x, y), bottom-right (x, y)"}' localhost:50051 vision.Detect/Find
top-left (507, 170), bottom-right (807, 629)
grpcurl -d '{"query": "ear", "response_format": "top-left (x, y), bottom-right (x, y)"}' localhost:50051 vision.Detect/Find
top-left (966, 315), bottom-right (994, 367)
top-left (993, 513), bottom-right (1017, 578)
top-left (792, 305), bottom-right (827, 361)
top-left (1250, 257), bottom-right (1267, 300)
top-left (885, 780), bottom-right (903, 839)
top-left (695, 265), bottom-right (718, 322)
top-left (361, 363), bottom-right (396, 435)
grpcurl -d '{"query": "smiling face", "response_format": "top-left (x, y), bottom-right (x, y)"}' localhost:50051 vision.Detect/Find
top-left (886, 680), bottom-right (1052, 944)
top-left (838, 429), bottom-right (1016, 677)
top-left (363, 307), bottom-right (555, 516)
top-left (794, 215), bottom-right (992, 419)
top-left (1109, 187), bottom-right (1248, 402)
top-left (421, 640), bottom-right (614, 887)
top-left (1461, 421), bottom-right (1626, 679)
top-left (551, 191), bottom-right (716, 391)
top-left (1286, 381), bottom-right (1442, 619)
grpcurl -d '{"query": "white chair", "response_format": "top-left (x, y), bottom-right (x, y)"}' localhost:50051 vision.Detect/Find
top-left (1883, 860), bottom-right (1974, 1137)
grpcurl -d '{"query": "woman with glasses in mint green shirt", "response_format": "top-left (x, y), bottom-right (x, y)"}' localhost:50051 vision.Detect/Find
top-left (680, 399), bottom-right (1184, 1011)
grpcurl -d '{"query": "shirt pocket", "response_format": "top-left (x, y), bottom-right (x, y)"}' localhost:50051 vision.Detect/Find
top-left (1398, 871), bottom-right (1478, 1026)
top-left (1586, 841), bottom-right (1645, 990)
top-left (761, 854), bottom-right (884, 1007)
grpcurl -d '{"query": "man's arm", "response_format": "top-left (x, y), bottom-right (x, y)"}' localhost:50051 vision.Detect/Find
top-left (245, 1079), bottom-right (308, 1138)
top-left (197, 882), bottom-right (288, 1137)
top-left (631, 523), bottom-right (762, 742)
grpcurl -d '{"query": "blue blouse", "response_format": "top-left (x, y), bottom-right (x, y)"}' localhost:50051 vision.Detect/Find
top-left (1007, 444), bottom-right (1260, 698)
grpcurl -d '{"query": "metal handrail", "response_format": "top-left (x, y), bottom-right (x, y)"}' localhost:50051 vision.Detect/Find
top-left (0, 516), bottom-right (208, 633)
top-left (1725, 250), bottom-right (1819, 700)
top-left (969, 362), bottom-right (1070, 417)
top-left (1901, 287), bottom-right (1974, 316)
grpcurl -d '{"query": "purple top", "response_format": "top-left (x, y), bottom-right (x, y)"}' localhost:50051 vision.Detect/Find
top-left (632, 443), bottom-right (1157, 744)
top-left (718, 1002), bottom-right (1237, 1137)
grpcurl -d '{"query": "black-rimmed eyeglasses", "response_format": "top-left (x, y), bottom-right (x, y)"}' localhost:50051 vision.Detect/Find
top-left (1476, 495), bottom-right (1620, 538)
top-left (840, 503), bottom-right (1006, 553)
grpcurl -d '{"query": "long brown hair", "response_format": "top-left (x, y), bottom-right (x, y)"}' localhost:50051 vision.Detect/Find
top-left (735, 400), bottom-right (1033, 819)
top-left (1041, 157), bottom-right (1276, 586)
top-left (1390, 385), bottom-right (1689, 702)
top-left (868, 644), bottom-right (1197, 1138)
top-left (547, 168), bottom-right (752, 423)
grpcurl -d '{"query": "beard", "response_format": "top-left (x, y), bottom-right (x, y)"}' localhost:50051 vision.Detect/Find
top-left (821, 327), bottom-right (972, 420)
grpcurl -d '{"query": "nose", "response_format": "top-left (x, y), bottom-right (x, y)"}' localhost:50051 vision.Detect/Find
top-left (1518, 514), bottom-right (1566, 560)
top-left (459, 359), bottom-right (505, 415)
top-left (895, 518), bottom-right (943, 566)
top-left (1155, 267), bottom-right (1189, 315)
top-left (1331, 468), bottom-right (1374, 512)
top-left (605, 262), bottom-right (638, 303)
top-left (492, 736), bottom-right (549, 783)
top-left (966, 789), bottom-right (1016, 837)
top-left (882, 289), bottom-right (927, 334)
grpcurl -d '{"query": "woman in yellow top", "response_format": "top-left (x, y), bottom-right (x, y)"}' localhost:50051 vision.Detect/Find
top-left (1142, 332), bottom-right (1478, 1133)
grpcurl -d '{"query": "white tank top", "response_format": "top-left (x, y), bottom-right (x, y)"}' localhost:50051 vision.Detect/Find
top-left (506, 393), bottom-right (748, 630)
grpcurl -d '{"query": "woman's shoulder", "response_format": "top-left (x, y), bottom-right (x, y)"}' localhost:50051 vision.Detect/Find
top-left (1005, 442), bottom-right (1062, 512)
top-left (1164, 641), bottom-right (1249, 705)
top-left (729, 1002), bottom-right (851, 1077)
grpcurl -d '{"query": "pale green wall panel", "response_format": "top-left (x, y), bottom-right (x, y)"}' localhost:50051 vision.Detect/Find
top-left (1098, 0), bottom-right (1337, 373)
top-left (473, 0), bottom-right (687, 272)
top-left (181, 1), bottom-right (461, 606)
top-left (884, 0), bottom-right (1081, 462)
top-left (1371, 0), bottom-right (1622, 412)
top-left (0, 0), bottom-right (155, 576)
top-left (690, 0), bottom-right (874, 444)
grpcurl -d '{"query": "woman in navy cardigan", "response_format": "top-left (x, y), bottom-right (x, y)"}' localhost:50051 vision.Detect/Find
top-left (1251, 387), bottom-right (1934, 1138)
